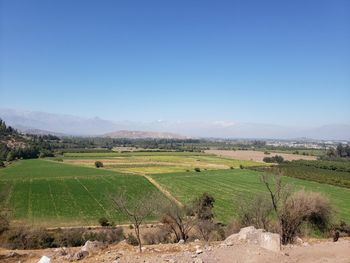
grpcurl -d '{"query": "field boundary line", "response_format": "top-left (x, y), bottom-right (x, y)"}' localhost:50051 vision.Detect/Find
top-left (74, 177), bottom-right (111, 217)
top-left (142, 175), bottom-right (184, 207)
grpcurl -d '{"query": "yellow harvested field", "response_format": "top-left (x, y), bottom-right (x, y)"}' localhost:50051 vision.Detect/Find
top-left (62, 153), bottom-right (262, 174)
top-left (205, 150), bottom-right (317, 162)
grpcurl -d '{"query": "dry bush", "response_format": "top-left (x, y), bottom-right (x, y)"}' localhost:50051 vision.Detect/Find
top-left (196, 220), bottom-right (216, 241)
top-left (2, 227), bottom-right (125, 249)
top-left (196, 221), bottom-right (226, 241)
top-left (225, 220), bottom-right (242, 237)
top-left (237, 194), bottom-right (273, 230)
top-left (161, 203), bottom-right (196, 242)
top-left (142, 227), bottom-right (172, 245)
top-left (208, 224), bottom-right (226, 241)
top-left (83, 227), bottom-right (124, 244)
top-left (4, 227), bottom-right (55, 249)
top-left (280, 190), bottom-right (332, 244)
top-left (56, 228), bottom-right (85, 247)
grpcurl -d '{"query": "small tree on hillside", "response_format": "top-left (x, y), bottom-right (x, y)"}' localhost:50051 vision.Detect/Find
top-left (160, 202), bottom-right (196, 242)
top-left (112, 191), bottom-right (160, 252)
top-left (193, 192), bottom-right (215, 221)
top-left (193, 193), bottom-right (217, 241)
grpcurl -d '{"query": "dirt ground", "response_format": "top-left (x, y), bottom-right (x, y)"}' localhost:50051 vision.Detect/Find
top-left (206, 150), bottom-right (317, 163)
top-left (1, 238), bottom-right (349, 263)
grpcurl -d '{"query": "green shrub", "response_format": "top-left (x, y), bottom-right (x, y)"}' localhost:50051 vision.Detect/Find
top-left (126, 233), bottom-right (139, 246)
top-left (194, 167), bottom-right (201, 172)
top-left (95, 161), bottom-right (103, 168)
top-left (98, 217), bottom-right (111, 227)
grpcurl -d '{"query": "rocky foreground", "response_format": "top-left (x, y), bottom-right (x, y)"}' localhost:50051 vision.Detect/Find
top-left (1, 227), bottom-right (349, 263)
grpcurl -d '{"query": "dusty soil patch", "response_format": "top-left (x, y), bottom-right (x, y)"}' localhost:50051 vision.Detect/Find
top-left (1, 238), bottom-right (349, 263)
top-left (206, 150), bottom-right (317, 163)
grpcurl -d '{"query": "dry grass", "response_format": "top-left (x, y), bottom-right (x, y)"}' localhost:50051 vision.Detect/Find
top-left (62, 153), bottom-right (259, 174)
top-left (206, 150), bottom-right (317, 163)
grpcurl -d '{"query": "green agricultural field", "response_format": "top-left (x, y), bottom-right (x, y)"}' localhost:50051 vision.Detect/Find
top-left (2, 153), bottom-right (349, 228)
top-left (0, 159), bottom-right (161, 227)
top-left (150, 169), bottom-right (350, 224)
top-left (62, 152), bottom-right (262, 174)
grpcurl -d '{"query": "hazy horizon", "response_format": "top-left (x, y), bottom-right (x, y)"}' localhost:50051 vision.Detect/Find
top-left (1, 107), bottom-right (350, 140)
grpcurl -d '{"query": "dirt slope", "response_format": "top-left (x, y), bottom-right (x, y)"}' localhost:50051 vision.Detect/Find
top-left (1, 238), bottom-right (349, 263)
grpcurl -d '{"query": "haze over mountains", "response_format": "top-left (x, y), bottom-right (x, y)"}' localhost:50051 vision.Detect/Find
top-left (0, 108), bottom-right (349, 140)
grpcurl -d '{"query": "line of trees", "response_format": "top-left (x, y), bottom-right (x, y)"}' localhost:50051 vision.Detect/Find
top-left (263, 155), bottom-right (284, 163)
top-left (324, 144), bottom-right (350, 160)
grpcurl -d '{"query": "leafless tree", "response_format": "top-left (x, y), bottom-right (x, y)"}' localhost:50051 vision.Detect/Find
top-left (261, 172), bottom-right (292, 244)
top-left (160, 202), bottom-right (196, 242)
top-left (112, 191), bottom-right (160, 252)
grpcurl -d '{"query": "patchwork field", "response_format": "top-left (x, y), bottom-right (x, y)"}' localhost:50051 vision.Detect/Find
top-left (206, 150), bottom-right (317, 162)
top-left (0, 159), bottom-right (161, 227)
top-left (62, 152), bottom-right (262, 174)
top-left (1, 152), bottom-right (349, 228)
top-left (150, 169), bottom-right (350, 223)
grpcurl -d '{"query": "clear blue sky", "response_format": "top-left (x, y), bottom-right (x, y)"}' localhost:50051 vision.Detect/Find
top-left (1, 0), bottom-right (349, 126)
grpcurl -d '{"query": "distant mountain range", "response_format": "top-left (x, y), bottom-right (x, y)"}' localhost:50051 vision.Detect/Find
top-left (1, 108), bottom-right (349, 140)
top-left (104, 130), bottom-right (187, 139)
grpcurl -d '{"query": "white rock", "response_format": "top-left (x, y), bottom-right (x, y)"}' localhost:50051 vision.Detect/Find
top-left (82, 240), bottom-right (105, 253)
top-left (196, 249), bottom-right (203, 254)
top-left (294, 236), bottom-right (303, 245)
top-left (224, 226), bottom-right (280, 252)
top-left (37, 256), bottom-right (50, 263)
top-left (259, 232), bottom-right (280, 252)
